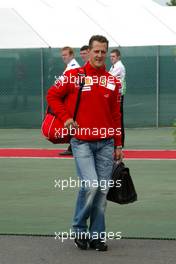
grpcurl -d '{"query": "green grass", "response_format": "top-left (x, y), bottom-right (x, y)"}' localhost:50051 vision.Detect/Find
top-left (0, 159), bottom-right (176, 239)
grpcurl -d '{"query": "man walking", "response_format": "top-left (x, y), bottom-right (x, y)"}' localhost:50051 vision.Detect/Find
top-left (47, 35), bottom-right (123, 251)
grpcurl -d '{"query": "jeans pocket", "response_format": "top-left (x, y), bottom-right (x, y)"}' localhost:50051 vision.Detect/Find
top-left (71, 137), bottom-right (84, 147)
top-left (105, 138), bottom-right (114, 146)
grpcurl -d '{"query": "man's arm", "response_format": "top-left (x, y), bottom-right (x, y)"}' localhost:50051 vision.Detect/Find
top-left (110, 81), bottom-right (123, 160)
top-left (46, 74), bottom-right (72, 124)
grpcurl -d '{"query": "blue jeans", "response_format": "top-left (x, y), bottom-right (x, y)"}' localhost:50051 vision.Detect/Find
top-left (70, 137), bottom-right (114, 240)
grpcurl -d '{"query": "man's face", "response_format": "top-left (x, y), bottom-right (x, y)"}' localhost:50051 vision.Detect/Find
top-left (89, 41), bottom-right (108, 68)
top-left (110, 52), bottom-right (119, 65)
top-left (61, 50), bottom-right (73, 65)
top-left (80, 49), bottom-right (89, 63)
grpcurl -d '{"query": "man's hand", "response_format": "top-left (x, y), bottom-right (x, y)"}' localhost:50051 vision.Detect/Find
top-left (114, 148), bottom-right (124, 161)
top-left (64, 118), bottom-right (79, 130)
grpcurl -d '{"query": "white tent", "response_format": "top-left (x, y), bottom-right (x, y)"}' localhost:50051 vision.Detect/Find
top-left (0, 8), bottom-right (48, 48)
top-left (0, 0), bottom-right (176, 48)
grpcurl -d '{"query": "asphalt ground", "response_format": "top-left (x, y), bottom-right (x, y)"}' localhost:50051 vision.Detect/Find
top-left (0, 236), bottom-right (176, 264)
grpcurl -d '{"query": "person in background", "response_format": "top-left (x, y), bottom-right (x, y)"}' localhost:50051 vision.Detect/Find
top-left (61, 46), bottom-right (80, 73)
top-left (80, 45), bottom-right (89, 64)
top-left (59, 47), bottom-right (80, 156)
top-left (109, 49), bottom-right (126, 147)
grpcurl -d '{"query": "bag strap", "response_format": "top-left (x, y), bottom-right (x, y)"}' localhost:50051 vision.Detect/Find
top-left (73, 68), bottom-right (86, 121)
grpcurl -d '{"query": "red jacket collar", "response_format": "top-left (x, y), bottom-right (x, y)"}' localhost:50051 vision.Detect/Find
top-left (84, 61), bottom-right (106, 76)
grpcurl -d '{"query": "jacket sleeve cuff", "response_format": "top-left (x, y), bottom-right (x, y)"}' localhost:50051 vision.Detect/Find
top-left (114, 134), bottom-right (122, 148)
top-left (114, 146), bottom-right (122, 149)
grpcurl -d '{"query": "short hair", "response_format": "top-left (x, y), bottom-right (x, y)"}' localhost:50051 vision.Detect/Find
top-left (110, 49), bottom-right (121, 57)
top-left (89, 35), bottom-right (109, 50)
top-left (80, 45), bottom-right (89, 51)
top-left (61, 46), bottom-right (74, 56)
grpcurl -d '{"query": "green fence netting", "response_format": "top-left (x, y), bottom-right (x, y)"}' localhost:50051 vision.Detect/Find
top-left (0, 46), bottom-right (175, 128)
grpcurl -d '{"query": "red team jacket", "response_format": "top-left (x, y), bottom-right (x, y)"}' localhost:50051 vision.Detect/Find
top-left (46, 61), bottom-right (122, 147)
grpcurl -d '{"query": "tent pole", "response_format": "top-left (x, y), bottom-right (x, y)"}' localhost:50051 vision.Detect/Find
top-left (156, 46), bottom-right (159, 128)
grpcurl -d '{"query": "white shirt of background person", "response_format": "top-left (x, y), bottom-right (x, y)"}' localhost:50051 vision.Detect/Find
top-left (109, 50), bottom-right (126, 81)
top-left (64, 58), bottom-right (80, 73)
top-left (109, 49), bottom-right (126, 95)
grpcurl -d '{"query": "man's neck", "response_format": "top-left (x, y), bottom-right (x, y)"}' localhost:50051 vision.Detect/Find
top-left (67, 58), bottom-right (74, 65)
top-left (113, 59), bottom-right (120, 65)
top-left (89, 60), bottom-right (104, 70)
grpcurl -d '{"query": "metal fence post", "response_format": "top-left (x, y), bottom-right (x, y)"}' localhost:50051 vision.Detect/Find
top-left (156, 46), bottom-right (159, 128)
top-left (40, 48), bottom-right (44, 121)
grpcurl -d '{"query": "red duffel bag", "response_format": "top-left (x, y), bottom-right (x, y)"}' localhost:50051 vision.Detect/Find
top-left (41, 110), bottom-right (70, 144)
